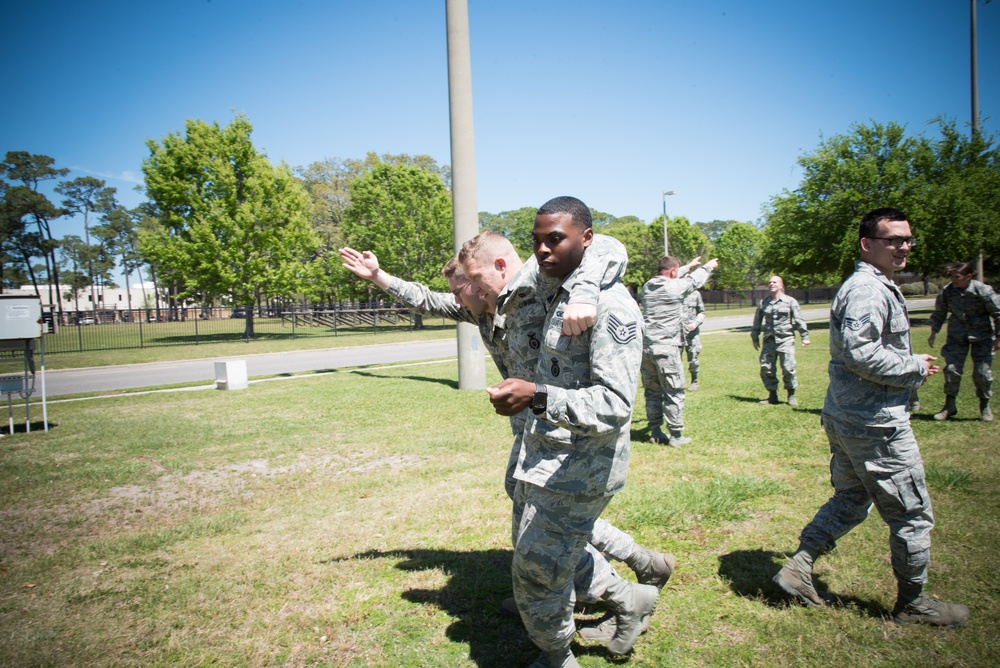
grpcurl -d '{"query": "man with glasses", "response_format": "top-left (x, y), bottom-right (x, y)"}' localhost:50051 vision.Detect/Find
top-left (751, 275), bottom-right (810, 406)
top-left (927, 261), bottom-right (1000, 422)
top-left (774, 208), bottom-right (969, 628)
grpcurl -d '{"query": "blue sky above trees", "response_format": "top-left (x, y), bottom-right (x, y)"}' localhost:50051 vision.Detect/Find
top-left (3, 0), bottom-right (997, 246)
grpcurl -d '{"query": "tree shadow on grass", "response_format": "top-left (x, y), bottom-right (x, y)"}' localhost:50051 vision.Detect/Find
top-left (325, 547), bottom-right (616, 667)
top-left (350, 370), bottom-right (459, 389)
top-left (717, 548), bottom-right (890, 620)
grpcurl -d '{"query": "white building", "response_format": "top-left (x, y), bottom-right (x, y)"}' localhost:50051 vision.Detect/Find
top-left (11, 283), bottom-right (167, 312)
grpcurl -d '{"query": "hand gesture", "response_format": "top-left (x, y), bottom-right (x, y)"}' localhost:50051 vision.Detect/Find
top-left (339, 247), bottom-right (379, 281)
top-left (486, 379), bottom-right (535, 416)
top-left (918, 354), bottom-right (940, 380)
top-left (927, 333), bottom-right (936, 348)
top-left (562, 303), bottom-right (596, 336)
top-left (705, 258), bottom-right (720, 270)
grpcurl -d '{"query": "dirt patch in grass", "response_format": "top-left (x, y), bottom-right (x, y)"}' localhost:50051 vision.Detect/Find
top-left (0, 453), bottom-right (421, 559)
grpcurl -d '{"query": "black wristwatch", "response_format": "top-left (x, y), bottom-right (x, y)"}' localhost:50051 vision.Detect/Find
top-left (530, 383), bottom-right (548, 415)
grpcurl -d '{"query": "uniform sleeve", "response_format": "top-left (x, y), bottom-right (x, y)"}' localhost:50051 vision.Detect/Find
top-left (561, 234), bottom-right (628, 306)
top-left (386, 277), bottom-right (474, 324)
top-left (835, 286), bottom-right (927, 389)
top-left (751, 301), bottom-right (764, 343)
top-left (543, 300), bottom-right (643, 436)
top-left (791, 298), bottom-right (809, 341)
top-left (980, 284), bottom-right (1000, 336)
top-left (694, 292), bottom-right (706, 327)
top-left (929, 287), bottom-right (949, 333)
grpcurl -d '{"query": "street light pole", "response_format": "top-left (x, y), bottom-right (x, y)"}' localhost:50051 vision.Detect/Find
top-left (662, 190), bottom-right (675, 256)
top-left (971, 0), bottom-right (991, 281)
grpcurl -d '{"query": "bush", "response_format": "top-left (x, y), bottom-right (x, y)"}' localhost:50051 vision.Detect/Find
top-left (900, 282), bottom-right (925, 296)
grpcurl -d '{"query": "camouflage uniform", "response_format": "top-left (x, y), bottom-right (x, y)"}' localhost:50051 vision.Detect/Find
top-left (682, 289), bottom-right (705, 382)
top-left (386, 277), bottom-right (506, 376)
top-left (751, 293), bottom-right (809, 393)
top-left (640, 266), bottom-right (713, 434)
top-left (496, 236), bottom-right (640, 551)
top-left (501, 261), bottom-right (644, 652)
top-left (800, 260), bottom-right (933, 586)
top-left (929, 279), bottom-right (1000, 401)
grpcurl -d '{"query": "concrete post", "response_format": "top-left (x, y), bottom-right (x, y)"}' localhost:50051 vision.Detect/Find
top-left (446, 0), bottom-right (486, 390)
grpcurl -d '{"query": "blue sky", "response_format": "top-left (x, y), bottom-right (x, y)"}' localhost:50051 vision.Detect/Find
top-left (3, 0), bottom-right (998, 248)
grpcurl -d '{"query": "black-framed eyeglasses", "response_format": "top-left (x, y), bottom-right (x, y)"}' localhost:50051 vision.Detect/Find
top-left (867, 236), bottom-right (916, 249)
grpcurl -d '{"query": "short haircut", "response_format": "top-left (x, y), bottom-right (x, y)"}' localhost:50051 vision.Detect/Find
top-left (658, 256), bottom-right (681, 273)
top-left (458, 231), bottom-right (518, 266)
top-left (859, 207), bottom-right (908, 241)
top-left (537, 196), bottom-right (592, 229)
top-left (441, 256), bottom-right (461, 279)
top-left (948, 262), bottom-right (975, 277)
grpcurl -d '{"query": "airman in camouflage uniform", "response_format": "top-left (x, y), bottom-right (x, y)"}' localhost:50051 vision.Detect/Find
top-left (774, 208), bottom-right (969, 628)
top-left (640, 256), bottom-right (717, 447)
top-left (487, 197), bottom-right (658, 668)
top-left (927, 261), bottom-right (1000, 422)
top-left (682, 288), bottom-right (706, 391)
top-left (751, 275), bottom-right (809, 406)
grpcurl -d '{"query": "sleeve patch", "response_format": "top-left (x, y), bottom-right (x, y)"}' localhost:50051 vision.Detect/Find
top-left (844, 313), bottom-right (871, 331)
top-left (608, 313), bottom-right (639, 344)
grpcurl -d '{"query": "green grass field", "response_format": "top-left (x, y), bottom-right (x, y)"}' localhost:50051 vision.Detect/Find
top-left (0, 319), bottom-right (996, 667)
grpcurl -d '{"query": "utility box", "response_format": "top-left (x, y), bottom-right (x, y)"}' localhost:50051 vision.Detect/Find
top-left (0, 295), bottom-right (43, 339)
top-left (215, 360), bottom-right (248, 391)
top-left (0, 294), bottom-right (46, 434)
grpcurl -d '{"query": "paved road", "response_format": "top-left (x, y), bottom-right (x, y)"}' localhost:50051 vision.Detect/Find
top-left (42, 299), bottom-right (934, 397)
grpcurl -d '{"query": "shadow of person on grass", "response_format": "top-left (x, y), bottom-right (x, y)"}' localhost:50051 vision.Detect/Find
top-left (350, 370), bottom-right (459, 389)
top-left (325, 548), bottom-right (618, 667)
top-left (717, 548), bottom-right (890, 620)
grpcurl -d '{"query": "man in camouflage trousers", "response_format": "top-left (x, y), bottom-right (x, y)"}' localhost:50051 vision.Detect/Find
top-left (927, 261), bottom-right (1000, 422)
top-left (341, 244), bottom-right (674, 601)
top-left (483, 197), bottom-right (656, 667)
top-left (751, 275), bottom-right (810, 406)
top-left (682, 287), bottom-right (706, 391)
top-left (774, 208), bottom-right (969, 628)
top-left (641, 256), bottom-right (718, 447)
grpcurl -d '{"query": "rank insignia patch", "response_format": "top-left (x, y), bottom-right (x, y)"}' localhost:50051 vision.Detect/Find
top-left (608, 314), bottom-right (638, 344)
top-left (844, 313), bottom-right (871, 331)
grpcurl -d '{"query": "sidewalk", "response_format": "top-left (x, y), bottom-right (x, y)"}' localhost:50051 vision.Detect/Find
top-left (42, 299), bottom-right (934, 397)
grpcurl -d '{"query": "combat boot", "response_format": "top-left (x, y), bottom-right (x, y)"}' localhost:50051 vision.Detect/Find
top-left (773, 545), bottom-right (826, 608)
top-left (602, 579), bottom-right (659, 655)
top-left (667, 430), bottom-right (692, 447)
top-left (760, 390), bottom-right (779, 405)
top-left (649, 427), bottom-right (670, 444)
top-left (981, 398), bottom-right (993, 422)
top-left (689, 374), bottom-right (699, 392)
top-left (625, 548), bottom-right (675, 589)
top-left (527, 647), bottom-right (580, 668)
top-left (787, 392), bottom-right (798, 407)
top-left (934, 395), bottom-right (958, 421)
top-left (892, 582), bottom-right (969, 628)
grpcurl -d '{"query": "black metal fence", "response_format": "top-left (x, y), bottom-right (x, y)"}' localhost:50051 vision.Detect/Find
top-left (701, 287), bottom-right (840, 309)
top-left (40, 304), bottom-right (431, 354)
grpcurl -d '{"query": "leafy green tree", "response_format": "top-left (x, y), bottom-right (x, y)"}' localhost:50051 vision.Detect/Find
top-left (296, 153), bottom-right (452, 305)
top-left (340, 162), bottom-right (452, 324)
top-left (141, 115), bottom-right (318, 336)
top-left (479, 207), bottom-right (537, 258)
top-left (694, 220), bottom-right (738, 243)
top-left (56, 176), bottom-right (117, 308)
top-left (0, 152), bottom-right (68, 311)
top-left (713, 222), bottom-right (766, 289)
top-left (93, 205), bottom-right (144, 311)
top-left (760, 120), bottom-right (1000, 283)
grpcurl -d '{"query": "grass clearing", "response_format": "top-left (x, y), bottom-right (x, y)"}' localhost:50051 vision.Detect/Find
top-left (0, 320), bottom-right (996, 667)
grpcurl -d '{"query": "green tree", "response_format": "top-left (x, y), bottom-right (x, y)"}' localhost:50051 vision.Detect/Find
top-left (479, 207), bottom-right (537, 258)
top-left (713, 222), bottom-right (766, 289)
top-left (141, 115), bottom-right (318, 336)
top-left (93, 205), bottom-right (144, 312)
top-left (341, 162), bottom-right (452, 324)
top-left (56, 176), bottom-right (118, 308)
top-left (0, 152), bottom-right (69, 312)
top-left (759, 120), bottom-right (1000, 283)
top-left (57, 235), bottom-right (93, 314)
